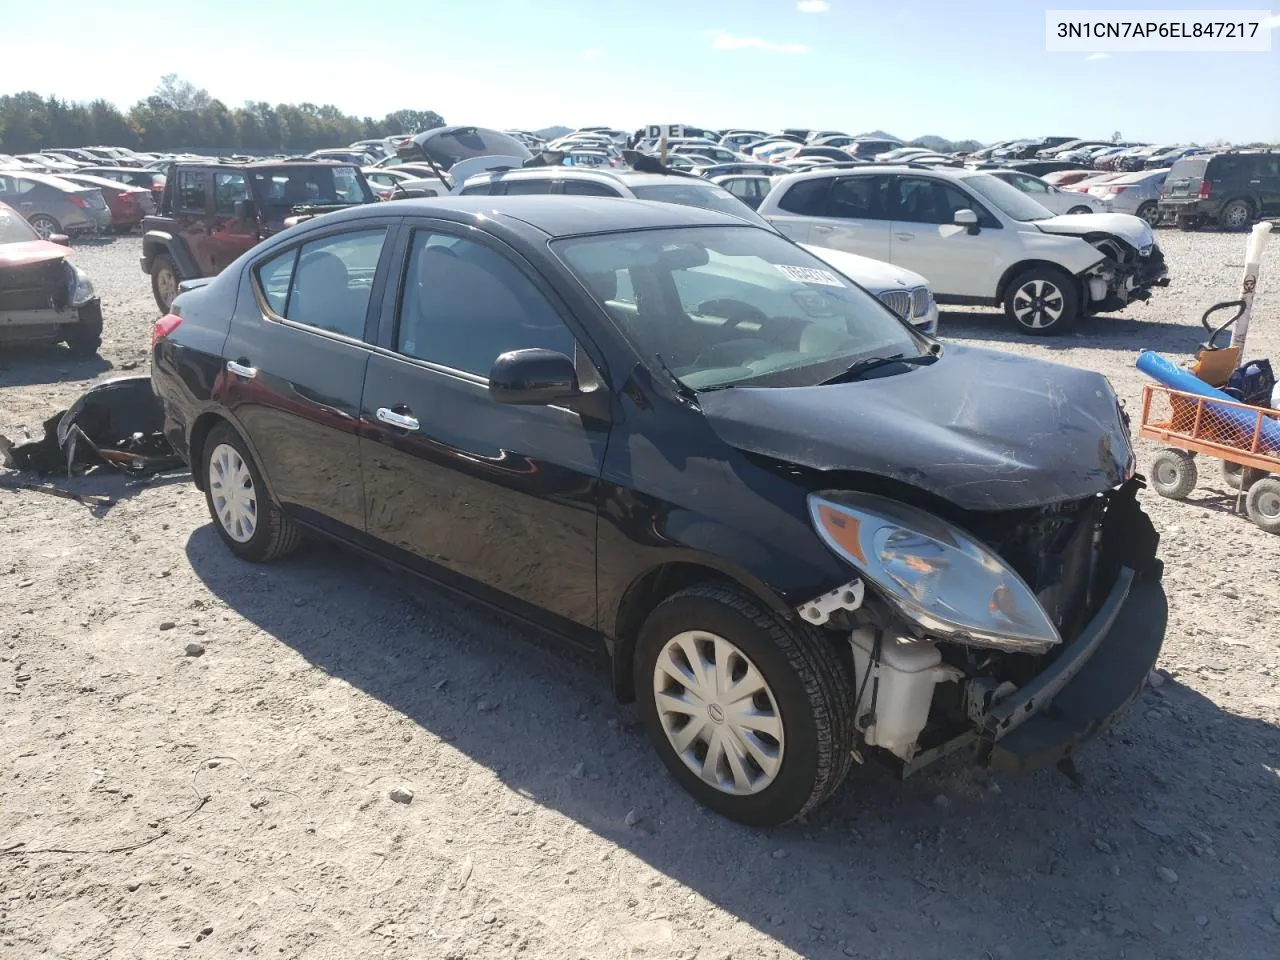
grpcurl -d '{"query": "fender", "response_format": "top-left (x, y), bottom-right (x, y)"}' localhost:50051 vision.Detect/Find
top-left (142, 230), bottom-right (199, 279)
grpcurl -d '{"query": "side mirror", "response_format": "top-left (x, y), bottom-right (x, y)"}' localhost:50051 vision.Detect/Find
top-left (953, 209), bottom-right (980, 234)
top-left (233, 199), bottom-right (254, 221)
top-left (49, 233), bottom-right (70, 246)
top-left (489, 348), bottom-right (579, 405)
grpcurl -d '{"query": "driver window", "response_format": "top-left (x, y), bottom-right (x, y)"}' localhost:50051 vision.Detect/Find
top-left (896, 177), bottom-right (995, 226)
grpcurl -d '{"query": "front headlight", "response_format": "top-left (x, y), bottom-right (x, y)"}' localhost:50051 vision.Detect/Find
top-left (68, 264), bottom-right (95, 307)
top-left (808, 492), bottom-right (1061, 654)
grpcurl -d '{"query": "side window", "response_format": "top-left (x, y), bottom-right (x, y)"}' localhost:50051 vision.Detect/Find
top-left (16, 179), bottom-right (38, 195)
top-left (501, 179), bottom-right (555, 195)
top-left (1015, 174), bottom-right (1049, 193)
top-left (562, 180), bottom-right (619, 197)
top-left (177, 171), bottom-right (209, 213)
top-left (396, 231), bottom-right (576, 376)
top-left (896, 177), bottom-right (989, 225)
top-left (776, 178), bottom-right (830, 215)
top-left (255, 228), bottom-right (386, 339)
top-left (823, 176), bottom-right (891, 220)
top-left (214, 172), bottom-right (250, 214)
top-left (458, 183), bottom-right (492, 196)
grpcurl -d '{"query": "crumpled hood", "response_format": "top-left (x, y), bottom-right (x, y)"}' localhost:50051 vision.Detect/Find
top-left (698, 345), bottom-right (1134, 511)
top-left (0, 240), bottom-right (69, 269)
top-left (1035, 212), bottom-right (1153, 248)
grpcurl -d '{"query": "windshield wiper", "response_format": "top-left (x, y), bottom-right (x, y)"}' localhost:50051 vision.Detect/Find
top-left (819, 352), bottom-right (937, 385)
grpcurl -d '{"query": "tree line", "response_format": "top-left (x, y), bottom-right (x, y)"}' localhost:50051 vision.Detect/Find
top-left (0, 76), bottom-right (445, 155)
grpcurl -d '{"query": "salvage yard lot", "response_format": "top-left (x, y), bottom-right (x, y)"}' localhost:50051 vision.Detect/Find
top-left (2, 230), bottom-right (1279, 960)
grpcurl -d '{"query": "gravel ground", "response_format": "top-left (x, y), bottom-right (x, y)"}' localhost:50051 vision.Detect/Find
top-left (1, 230), bottom-right (1279, 960)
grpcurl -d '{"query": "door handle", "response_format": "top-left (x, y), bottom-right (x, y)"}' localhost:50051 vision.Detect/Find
top-left (813, 224), bottom-right (835, 233)
top-left (376, 407), bottom-right (420, 431)
top-left (1249, 179), bottom-right (1261, 184)
top-left (895, 233), bottom-right (914, 241)
top-left (226, 359), bottom-right (257, 379)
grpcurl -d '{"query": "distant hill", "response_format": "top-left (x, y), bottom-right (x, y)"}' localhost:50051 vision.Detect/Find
top-left (536, 125), bottom-right (572, 139)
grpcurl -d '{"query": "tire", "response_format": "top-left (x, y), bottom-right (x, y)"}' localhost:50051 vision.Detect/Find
top-left (1244, 477), bottom-right (1280, 534)
top-left (1150, 448), bottom-right (1198, 500)
top-left (27, 214), bottom-right (60, 240)
top-left (1221, 461), bottom-right (1268, 492)
top-left (1219, 199), bottom-right (1253, 232)
top-left (201, 423), bottom-right (302, 563)
top-left (111, 224), bottom-right (134, 235)
top-left (1003, 267), bottom-right (1079, 336)
top-left (150, 253), bottom-right (181, 314)
top-left (1067, 205), bottom-right (1093, 216)
top-left (1136, 202), bottom-right (1159, 226)
top-left (634, 581), bottom-right (855, 826)
top-left (64, 302), bottom-right (103, 357)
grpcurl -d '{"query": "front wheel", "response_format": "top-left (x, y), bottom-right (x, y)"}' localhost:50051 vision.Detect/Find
top-left (202, 423), bottom-right (302, 562)
top-left (1150, 448), bottom-right (1198, 499)
top-left (1003, 268), bottom-right (1079, 336)
top-left (150, 253), bottom-right (180, 314)
top-left (634, 582), bottom-right (855, 826)
top-left (1136, 202), bottom-right (1159, 226)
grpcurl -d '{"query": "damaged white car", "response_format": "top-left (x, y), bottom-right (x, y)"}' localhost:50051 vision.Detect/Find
top-left (759, 165), bottom-right (1169, 335)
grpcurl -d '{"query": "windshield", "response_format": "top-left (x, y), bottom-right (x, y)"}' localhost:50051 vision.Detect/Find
top-left (554, 226), bottom-right (921, 390)
top-left (0, 204), bottom-right (40, 243)
top-left (962, 173), bottom-right (1053, 221)
top-left (250, 166), bottom-right (373, 209)
top-left (630, 183), bottom-right (773, 229)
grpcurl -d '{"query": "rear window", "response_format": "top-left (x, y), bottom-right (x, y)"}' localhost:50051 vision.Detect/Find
top-left (1167, 157), bottom-right (1208, 182)
top-left (776, 178), bottom-right (829, 215)
top-left (630, 182), bottom-right (772, 228)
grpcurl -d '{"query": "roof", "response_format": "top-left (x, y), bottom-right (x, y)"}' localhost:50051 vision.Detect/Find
top-left (310, 195), bottom-right (746, 238)
top-left (465, 167), bottom-right (695, 190)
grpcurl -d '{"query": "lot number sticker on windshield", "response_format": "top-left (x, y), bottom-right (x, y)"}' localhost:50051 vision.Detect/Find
top-left (777, 264), bottom-right (844, 287)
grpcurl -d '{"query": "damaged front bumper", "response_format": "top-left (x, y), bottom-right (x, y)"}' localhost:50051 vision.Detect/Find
top-left (1083, 245), bottom-right (1170, 313)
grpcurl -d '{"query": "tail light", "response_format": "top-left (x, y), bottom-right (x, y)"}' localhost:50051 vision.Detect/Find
top-left (1198, 181), bottom-right (1211, 199)
top-left (117, 192), bottom-right (131, 201)
top-left (152, 313), bottom-right (182, 349)
top-left (69, 195), bottom-right (87, 208)
top-left (1112, 186), bottom-right (1129, 194)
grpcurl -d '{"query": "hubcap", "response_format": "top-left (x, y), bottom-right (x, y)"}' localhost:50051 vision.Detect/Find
top-left (31, 217), bottom-right (54, 239)
top-left (157, 267), bottom-right (178, 308)
top-left (1012, 279), bottom-right (1064, 329)
top-left (1256, 489), bottom-right (1280, 519)
top-left (653, 631), bottom-right (784, 796)
top-left (1156, 461), bottom-right (1179, 486)
top-left (208, 443), bottom-right (257, 543)
top-left (1139, 205), bottom-right (1157, 225)
top-left (1226, 205), bottom-right (1248, 227)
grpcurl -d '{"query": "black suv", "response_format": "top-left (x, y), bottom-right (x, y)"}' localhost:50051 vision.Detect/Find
top-left (140, 158), bottom-right (376, 312)
top-left (1158, 151), bottom-right (1280, 231)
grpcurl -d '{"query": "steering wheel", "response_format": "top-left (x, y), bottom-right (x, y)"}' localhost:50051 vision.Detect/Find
top-left (696, 298), bottom-right (769, 325)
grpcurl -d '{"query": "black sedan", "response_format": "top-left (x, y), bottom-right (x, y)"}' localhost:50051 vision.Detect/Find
top-left (151, 197), bottom-right (1167, 825)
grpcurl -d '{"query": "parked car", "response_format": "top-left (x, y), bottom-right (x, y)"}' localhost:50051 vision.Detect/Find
top-left (456, 166), bottom-right (940, 334)
top-left (1036, 139), bottom-right (1113, 159)
top-left (1118, 146), bottom-right (1172, 172)
top-left (149, 195), bottom-right (1166, 826)
top-left (997, 160), bottom-right (1083, 177)
top-left (44, 148), bottom-right (104, 166)
top-left (1095, 146), bottom-right (1150, 171)
top-left (0, 172), bottom-right (112, 238)
top-left (349, 138), bottom-right (394, 160)
top-left (77, 166), bottom-right (167, 207)
top-left (362, 167), bottom-right (418, 198)
top-left (140, 159), bottom-right (377, 312)
top-left (758, 165), bottom-right (1168, 335)
top-left (712, 174), bottom-right (776, 210)
top-left (0, 200), bottom-right (102, 354)
top-left (875, 148), bottom-right (933, 164)
top-left (386, 126), bottom-right (533, 173)
top-left (1142, 146), bottom-right (1198, 170)
top-left (1086, 170), bottom-right (1167, 225)
top-left (1062, 172), bottom-right (1126, 193)
top-left (846, 138), bottom-right (904, 160)
top-left (56, 173), bottom-right (155, 233)
top-left (718, 130), bottom-right (771, 151)
top-left (14, 154), bottom-right (79, 173)
top-left (1041, 169), bottom-right (1102, 187)
top-left (985, 170), bottom-right (1107, 215)
top-left (695, 162), bottom-right (783, 179)
top-left (1158, 151), bottom-right (1280, 230)
top-left (670, 144), bottom-right (749, 165)
top-left (791, 146), bottom-right (858, 163)
top-left (308, 149), bottom-right (376, 166)
top-left (0, 154), bottom-right (45, 172)
top-left (83, 147), bottom-right (142, 168)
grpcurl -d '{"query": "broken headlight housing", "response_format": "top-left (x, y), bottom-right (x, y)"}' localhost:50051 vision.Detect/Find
top-left (68, 264), bottom-right (95, 307)
top-left (808, 492), bottom-right (1062, 654)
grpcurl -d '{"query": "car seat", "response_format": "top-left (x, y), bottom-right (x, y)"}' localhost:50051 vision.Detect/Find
top-left (292, 251), bottom-right (359, 337)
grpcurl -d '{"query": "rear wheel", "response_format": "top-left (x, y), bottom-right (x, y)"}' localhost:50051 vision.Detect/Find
top-left (27, 214), bottom-right (60, 240)
top-left (150, 253), bottom-right (180, 314)
top-left (202, 423), bottom-right (302, 562)
top-left (1003, 267), bottom-right (1079, 336)
top-left (1219, 199), bottom-right (1252, 231)
top-left (634, 582), bottom-right (854, 826)
top-left (1150, 448), bottom-right (1197, 499)
top-left (1221, 461), bottom-right (1268, 492)
top-left (1244, 478), bottom-right (1280, 534)
top-left (1136, 202), bottom-right (1159, 226)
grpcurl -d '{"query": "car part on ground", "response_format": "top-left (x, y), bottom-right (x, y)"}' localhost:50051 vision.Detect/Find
top-left (0, 201), bottom-right (103, 355)
top-left (0, 375), bottom-right (183, 477)
top-left (149, 194), bottom-right (1166, 824)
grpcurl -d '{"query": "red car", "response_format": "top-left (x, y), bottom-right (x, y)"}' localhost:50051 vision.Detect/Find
top-left (57, 173), bottom-right (155, 233)
top-left (78, 166), bottom-right (167, 209)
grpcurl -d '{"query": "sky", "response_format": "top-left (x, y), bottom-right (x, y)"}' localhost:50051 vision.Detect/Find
top-left (2, 0), bottom-right (1277, 143)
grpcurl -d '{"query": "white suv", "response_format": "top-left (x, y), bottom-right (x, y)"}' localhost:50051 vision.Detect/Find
top-left (458, 167), bottom-right (938, 334)
top-left (758, 164), bottom-right (1168, 335)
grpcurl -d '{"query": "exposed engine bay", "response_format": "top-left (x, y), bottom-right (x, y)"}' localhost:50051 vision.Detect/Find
top-left (1082, 234), bottom-right (1170, 314)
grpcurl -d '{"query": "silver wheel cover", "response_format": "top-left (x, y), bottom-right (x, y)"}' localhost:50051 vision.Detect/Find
top-left (653, 630), bottom-right (784, 796)
top-left (1255, 488), bottom-right (1280, 520)
top-left (31, 217), bottom-right (54, 239)
top-left (1226, 204), bottom-right (1249, 227)
top-left (208, 443), bottom-right (257, 543)
top-left (156, 266), bottom-right (178, 308)
top-left (1012, 278), bottom-right (1065, 329)
top-left (1155, 460), bottom-right (1179, 486)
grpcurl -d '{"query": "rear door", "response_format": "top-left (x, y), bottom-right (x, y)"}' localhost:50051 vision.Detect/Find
top-left (804, 174), bottom-right (894, 261)
top-left (358, 223), bottom-right (607, 632)
top-left (220, 220), bottom-right (395, 536)
top-left (207, 170), bottom-right (258, 275)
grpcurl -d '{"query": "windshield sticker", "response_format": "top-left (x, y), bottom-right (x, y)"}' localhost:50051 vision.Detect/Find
top-left (776, 264), bottom-right (844, 287)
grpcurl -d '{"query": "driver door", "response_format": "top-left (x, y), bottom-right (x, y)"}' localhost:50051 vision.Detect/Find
top-left (888, 176), bottom-right (1006, 299)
